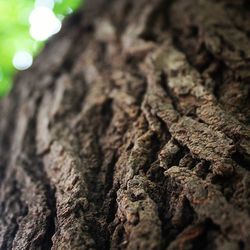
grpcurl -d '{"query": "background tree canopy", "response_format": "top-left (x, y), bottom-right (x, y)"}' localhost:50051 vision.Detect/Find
top-left (0, 0), bottom-right (82, 97)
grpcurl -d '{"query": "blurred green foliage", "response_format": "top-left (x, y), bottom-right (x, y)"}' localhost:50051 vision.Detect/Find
top-left (0, 0), bottom-right (82, 97)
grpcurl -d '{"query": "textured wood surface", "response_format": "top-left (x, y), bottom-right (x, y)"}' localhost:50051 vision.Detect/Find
top-left (0, 0), bottom-right (250, 249)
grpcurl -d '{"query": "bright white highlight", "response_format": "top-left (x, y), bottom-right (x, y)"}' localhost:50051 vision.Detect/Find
top-left (35, 0), bottom-right (55, 9)
top-left (29, 7), bottom-right (61, 41)
top-left (13, 51), bottom-right (33, 70)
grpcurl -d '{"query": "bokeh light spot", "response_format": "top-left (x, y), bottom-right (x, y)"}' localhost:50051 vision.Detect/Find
top-left (29, 6), bottom-right (61, 41)
top-left (35, 0), bottom-right (55, 9)
top-left (13, 51), bottom-right (33, 70)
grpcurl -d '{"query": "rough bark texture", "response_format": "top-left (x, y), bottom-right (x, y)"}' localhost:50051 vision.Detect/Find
top-left (1, 0), bottom-right (250, 249)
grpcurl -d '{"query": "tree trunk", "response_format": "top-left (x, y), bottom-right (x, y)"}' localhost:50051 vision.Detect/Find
top-left (1, 0), bottom-right (250, 249)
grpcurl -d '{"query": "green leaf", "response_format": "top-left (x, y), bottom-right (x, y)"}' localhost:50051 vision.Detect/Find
top-left (54, 0), bottom-right (82, 15)
top-left (0, 0), bottom-right (83, 97)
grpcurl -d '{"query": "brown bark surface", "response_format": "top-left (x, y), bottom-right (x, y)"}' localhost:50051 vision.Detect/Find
top-left (1, 0), bottom-right (250, 249)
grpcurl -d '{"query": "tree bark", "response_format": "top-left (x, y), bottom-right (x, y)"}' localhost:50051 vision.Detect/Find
top-left (1, 0), bottom-right (250, 249)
